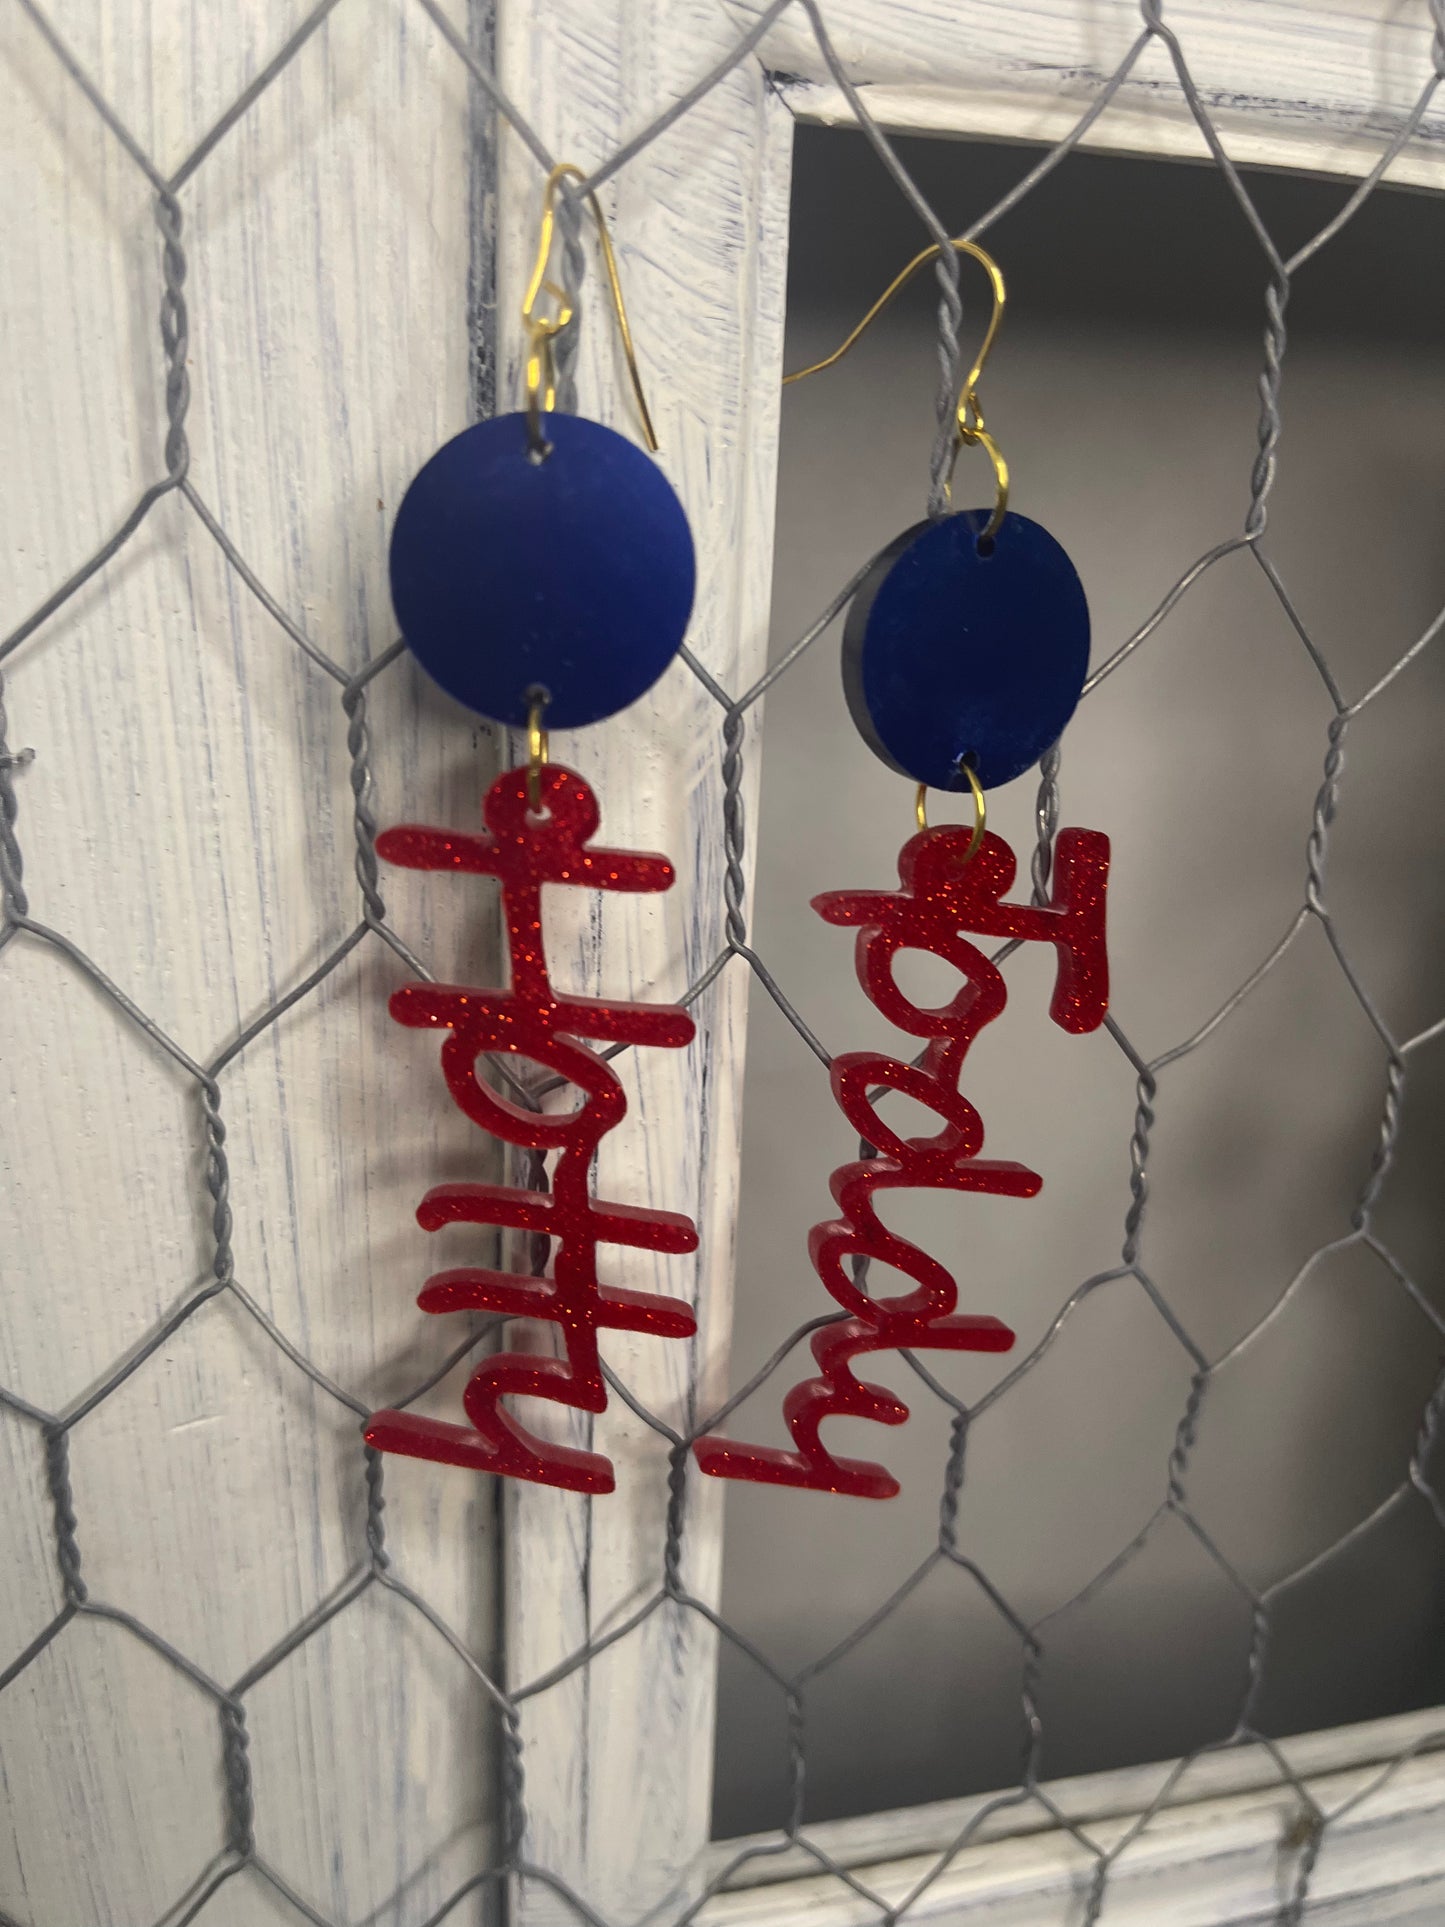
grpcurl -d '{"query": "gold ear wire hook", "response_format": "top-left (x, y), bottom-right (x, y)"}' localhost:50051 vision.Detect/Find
top-left (783, 238), bottom-right (1010, 542)
top-left (522, 162), bottom-right (660, 456)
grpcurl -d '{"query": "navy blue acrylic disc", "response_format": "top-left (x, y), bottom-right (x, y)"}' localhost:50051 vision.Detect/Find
top-left (842, 509), bottom-right (1090, 792)
top-left (389, 411), bottom-right (695, 728)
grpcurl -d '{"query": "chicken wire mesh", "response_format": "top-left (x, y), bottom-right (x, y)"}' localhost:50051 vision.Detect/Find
top-left (4, 1), bottom-right (1445, 1923)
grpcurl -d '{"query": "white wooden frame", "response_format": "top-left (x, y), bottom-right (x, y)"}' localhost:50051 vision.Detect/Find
top-left (493, 3), bottom-right (1445, 1923)
top-left (3, 3), bottom-right (1444, 1925)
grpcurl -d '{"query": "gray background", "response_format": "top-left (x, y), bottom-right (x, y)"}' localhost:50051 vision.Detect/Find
top-left (710, 126), bottom-right (1445, 1841)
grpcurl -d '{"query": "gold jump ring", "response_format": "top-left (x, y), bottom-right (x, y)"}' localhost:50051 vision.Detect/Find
top-left (526, 696), bottom-right (550, 812)
top-left (914, 759), bottom-right (986, 863)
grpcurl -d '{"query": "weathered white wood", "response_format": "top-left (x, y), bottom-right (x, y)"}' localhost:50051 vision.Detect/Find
top-left (0, 4), bottom-right (502, 1923)
top-left (709, 1705), bottom-right (1445, 1890)
top-left (487, 4), bottom-right (791, 1921)
top-left (698, 1739), bottom-right (1445, 1923)
top-left (8, 3), bottom-right (1445, 1926)
top-left (734, 0), bottom-right (1445, 189)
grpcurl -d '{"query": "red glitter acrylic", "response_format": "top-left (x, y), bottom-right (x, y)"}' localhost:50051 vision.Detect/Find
top-left (693, 821), bottom-right (1109, 1499)
top-left (365, 763), bottom-right (698, 1494)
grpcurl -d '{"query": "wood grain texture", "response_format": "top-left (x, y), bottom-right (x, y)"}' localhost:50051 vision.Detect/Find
top-left (485, 2), bottom-right (791, 1919)
top-left (708, 1705), bottom-right (1445, 1891)
top-left (697, 1738), bottom-right (1445, 1923)
top-left (6, 2), bottom-right (1445, 1926)
top-left (731, 0), bottom-right (1445, 188)
top-left (1, 3), bottom-right (503, 1922)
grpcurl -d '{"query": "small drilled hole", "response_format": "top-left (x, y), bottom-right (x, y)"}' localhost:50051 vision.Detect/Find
top-left (975, 535), bottom-right (995, 559)
top-left (527, 439), bottom-right (553, 466)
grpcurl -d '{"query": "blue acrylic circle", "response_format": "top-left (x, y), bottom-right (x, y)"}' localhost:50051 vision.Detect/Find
top-left (842, 510), bottom-right (1090, 792)
top-left (388, 411), bottom-right (696, 728)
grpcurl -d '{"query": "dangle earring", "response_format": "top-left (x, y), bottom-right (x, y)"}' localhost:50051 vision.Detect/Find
top-left (695, 242), bottom-right (1111, 1500)
top-left (366, 166), bottom-right (699, 1495)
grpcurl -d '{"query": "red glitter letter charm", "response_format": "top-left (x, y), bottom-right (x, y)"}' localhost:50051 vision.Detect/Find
top-left (366, 764), bottom-right (698, 1494)
top-left (694, 821), bottom-right (1109, 1499)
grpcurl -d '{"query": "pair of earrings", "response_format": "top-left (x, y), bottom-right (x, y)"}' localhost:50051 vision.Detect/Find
top-left (365, 174), bottom-right (1111, 1500)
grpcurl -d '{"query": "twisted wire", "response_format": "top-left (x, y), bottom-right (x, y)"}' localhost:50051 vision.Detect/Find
top-left (2, 2), bottom-right (1444, 1925)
